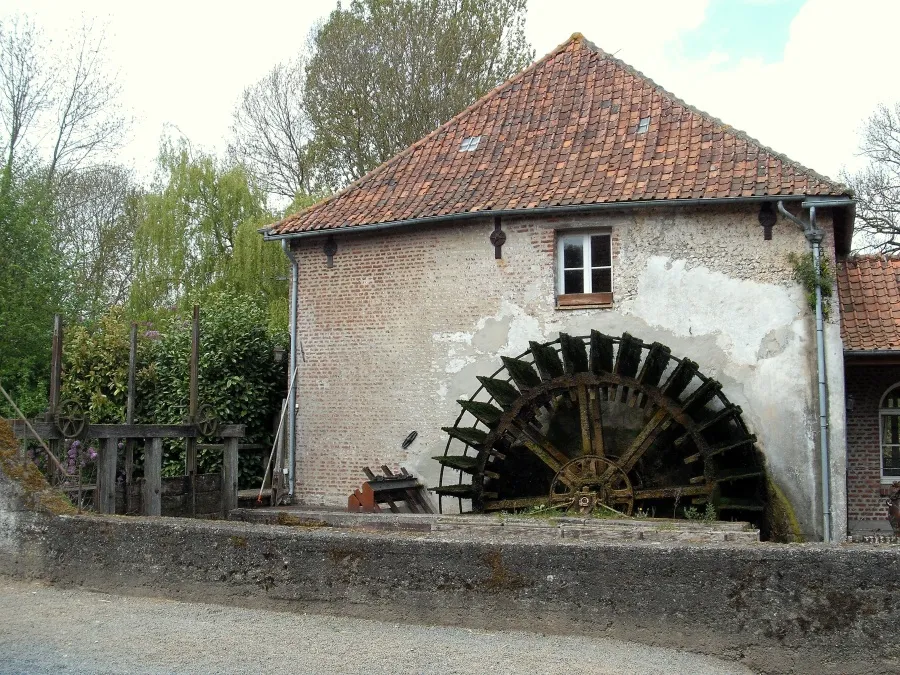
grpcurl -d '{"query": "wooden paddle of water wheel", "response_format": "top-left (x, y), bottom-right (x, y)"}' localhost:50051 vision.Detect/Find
top-left (433, 331), bottom-right (766, 523)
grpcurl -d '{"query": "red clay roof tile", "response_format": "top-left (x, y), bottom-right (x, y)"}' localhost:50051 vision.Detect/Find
top-left (838, 256), bottom-right (900, 352)
top-left (267, 34), bottom-right (848, 236)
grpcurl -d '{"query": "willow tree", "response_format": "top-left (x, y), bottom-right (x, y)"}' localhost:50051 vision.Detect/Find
top-left (130, 139), bottom-right (288, 332)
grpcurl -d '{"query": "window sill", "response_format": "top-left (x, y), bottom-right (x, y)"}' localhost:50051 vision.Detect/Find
top-left (556, 293), bottom-right (614, 310)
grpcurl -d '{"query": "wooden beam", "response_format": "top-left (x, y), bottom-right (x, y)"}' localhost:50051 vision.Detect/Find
top-left (143, 438), bottom-right (162, 516)
top-left (125, 323), bottom-right (137, 513)
top-left (186, 304), bottom-right (200, 477)
top-left (221, 437), bottom-right (238, 516)
top-left (97, 437), bottom-right (117, 514)
top-left (6, 421), bottom-right (246, 440)
top-left (48, 314), bottom-right (62, 421)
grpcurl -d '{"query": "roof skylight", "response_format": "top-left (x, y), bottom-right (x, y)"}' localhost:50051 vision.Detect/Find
top-left (460, 136), bottom-right (481, 152)
top-left (637, 117), bottom-right (650, 134)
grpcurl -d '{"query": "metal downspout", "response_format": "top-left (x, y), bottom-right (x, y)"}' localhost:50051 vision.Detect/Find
top-left (282, 240), bottom-right (298, 499)
top-left (778, 201), bottom-right (832, 542)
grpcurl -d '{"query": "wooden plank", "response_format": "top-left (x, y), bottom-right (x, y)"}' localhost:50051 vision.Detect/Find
top-left (221, 437), bottom-right (238, 517)
top-left (125, 323), bottom-right (137, 514)
top-left (47, 314), bottom-right (62, 422)
top-left (633, 485), bottom-right (709, 500)
top-left (97, 437), bottom-right (117, 514)
top-left (483, 496), bottom-right (547, 511)
top-left (556, 292), bottom-right (613, 307)
top-left (186, 304), bottom-right (200, 477)
top-left (6, 421), bottom-right (246, 440)
top-left (143, 438), bottom-right (162, 516)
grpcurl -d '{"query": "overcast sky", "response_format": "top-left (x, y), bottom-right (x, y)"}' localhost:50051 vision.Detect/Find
top-left (4, 0), bottom-right (898, 182)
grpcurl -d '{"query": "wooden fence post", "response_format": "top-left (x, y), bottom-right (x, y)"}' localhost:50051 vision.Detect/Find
top-left (144, 438), bottom-right (162, 516)
top-left (222, 437), bottom-right (238, 517)
top-left (98, 437), bottom-right (117, 514)
top-left (125, 323), bottom-right (137, 513)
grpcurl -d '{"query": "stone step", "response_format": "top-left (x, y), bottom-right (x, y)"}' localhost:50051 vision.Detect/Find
top-left (229, 508), bottom-right (760, 544)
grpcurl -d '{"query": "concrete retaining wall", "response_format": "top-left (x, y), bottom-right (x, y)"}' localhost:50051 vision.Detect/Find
top-left (1, 509), bottom-right (898, 675)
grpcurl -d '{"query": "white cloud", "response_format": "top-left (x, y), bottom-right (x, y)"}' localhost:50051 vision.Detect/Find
top-left (530, 0), bottom-right (900, 180)
top-left (4, 0), bottom-right (897, 182)
top-left (526, 0), bottom-right (710, 67)
top-left (3, 0), bottom-right (337, 176)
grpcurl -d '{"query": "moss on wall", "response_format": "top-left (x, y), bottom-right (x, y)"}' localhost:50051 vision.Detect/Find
top-left (764, 476), bottom-right (804, 543)
top-left (0, 420), bottom-right (75, 516)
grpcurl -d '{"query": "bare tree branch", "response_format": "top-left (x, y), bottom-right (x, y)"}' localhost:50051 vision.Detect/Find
top-left (0, 16), bottom-right (52, 185)
top-left (845, 102), bottom-right (900, 253)
top-left (229, 57), bottom-right (312, 200)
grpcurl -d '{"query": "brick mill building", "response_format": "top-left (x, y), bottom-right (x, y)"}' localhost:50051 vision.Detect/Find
top-left (263, 34), bottom-right (858, 542)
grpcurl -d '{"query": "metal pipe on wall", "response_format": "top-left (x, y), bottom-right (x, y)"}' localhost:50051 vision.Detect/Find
top-left (282, 240), bottom-right (299, 499)
top-left (778, 200), bottom-right (832, 542)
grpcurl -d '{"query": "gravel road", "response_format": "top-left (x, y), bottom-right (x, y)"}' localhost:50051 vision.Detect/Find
top-left (0, 577), bottom-right (754, 674)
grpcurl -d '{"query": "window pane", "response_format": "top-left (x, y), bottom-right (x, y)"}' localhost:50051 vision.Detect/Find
top-left (563, 241), bottom-right (583, 268)
top-left (592, 268), bottom-right (612, 293)
top-left (591, 235), bottom-right (611, 267)
top-left (564, 270), bottom-right (584, 294)
top-left (885, 446), bottom-right (900, 477)
top-left (884, 414), bottom-right (900, 445)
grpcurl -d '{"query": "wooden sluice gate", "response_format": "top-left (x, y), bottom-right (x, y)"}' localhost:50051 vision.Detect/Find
top-left (3, 308), bottom-right (255, 519)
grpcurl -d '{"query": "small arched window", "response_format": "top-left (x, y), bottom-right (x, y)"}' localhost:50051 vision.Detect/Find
top-left (880, 385), bottom-right (900, 481)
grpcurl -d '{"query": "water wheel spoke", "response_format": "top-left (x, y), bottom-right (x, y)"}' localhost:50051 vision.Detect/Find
top-left (509, 420), bottom-right (575, 486)
top-left (616, 408), bottom-right (672, 473)
top-left (577, 385), bottom-right (592, 456)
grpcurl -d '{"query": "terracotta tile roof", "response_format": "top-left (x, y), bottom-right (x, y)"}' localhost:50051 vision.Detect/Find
top-left (267, 33), bottom-right (849, 236)
top-left (838, 256), bottom-right (900, 352)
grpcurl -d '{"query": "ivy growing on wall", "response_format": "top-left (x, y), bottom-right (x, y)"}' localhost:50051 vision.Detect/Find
top-left (787, 251), bottom-right (834, 319)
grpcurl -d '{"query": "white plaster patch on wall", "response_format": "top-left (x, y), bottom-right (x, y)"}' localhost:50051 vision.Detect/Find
top-left (627, 256), bottom-right (802, 366)
top-left (492, 299), bottom-right (543, 356)
top-left (445, 356), bottom-right (475, 374)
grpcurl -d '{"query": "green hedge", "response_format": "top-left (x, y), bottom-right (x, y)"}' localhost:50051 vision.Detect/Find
top-left (61, 295), bottom-right (286, 486)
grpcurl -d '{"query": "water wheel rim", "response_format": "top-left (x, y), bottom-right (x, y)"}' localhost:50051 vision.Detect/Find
top-left (437, 331), bottom-right (765, 523)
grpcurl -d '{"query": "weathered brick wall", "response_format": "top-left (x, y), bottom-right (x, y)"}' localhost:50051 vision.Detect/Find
top-left (288, 205), bottom-right (845, 539)
top-left (845, 364), bottom-right (900, 522)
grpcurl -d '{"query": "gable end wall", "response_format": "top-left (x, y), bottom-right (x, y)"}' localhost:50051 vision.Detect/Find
top-left (289, 205), bottom-right (846, 540)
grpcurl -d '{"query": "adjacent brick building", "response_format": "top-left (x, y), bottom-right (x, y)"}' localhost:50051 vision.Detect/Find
top-left (839, 256), bottom-right (900, 532)
top-left (263, 34), bottom-right (855, 541)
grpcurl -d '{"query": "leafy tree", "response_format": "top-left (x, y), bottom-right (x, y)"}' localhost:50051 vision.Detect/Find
top-left (305, 0), bottom-right (534, 188)
top-left (130, 138), bottom-right (288, 332)
top-left (0, 168), bottom-right (59, 416)
top-left (0, 14), bottom-right (126, 415)
top-left (61, 306), bottom-right (154, 423)
top-left (846, 102), bottom-right (900, 252)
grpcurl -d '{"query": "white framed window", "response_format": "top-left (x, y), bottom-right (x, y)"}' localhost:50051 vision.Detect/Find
top-left (556, 232), bottom-right (613, 306)
top-left (880, 384), bottom-right (900, 482)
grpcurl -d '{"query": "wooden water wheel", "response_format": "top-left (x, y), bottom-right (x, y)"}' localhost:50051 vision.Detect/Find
top-left (434, 331), bottom-right (766, 522)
